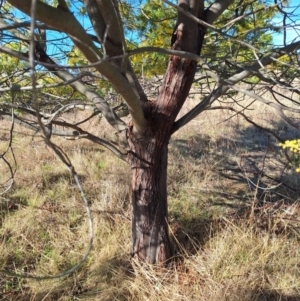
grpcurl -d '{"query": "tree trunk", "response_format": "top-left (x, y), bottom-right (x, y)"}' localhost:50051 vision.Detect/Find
top-left (128, 57), bottom-right (201, 264)
top-left (128, 0), bottom-right (206, 264)
top-left (128, 34), bottom-right (206, 266)
top-left (128, 129), bottom-right (172, 264)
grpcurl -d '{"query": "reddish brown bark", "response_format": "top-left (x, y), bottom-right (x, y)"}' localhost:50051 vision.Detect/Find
top-left (128, 1), bottom-right (206, 264)
top-left (128, 60), bottom-right (202, 264)
top-left (129, 130), bottom-right (172, 264)
top-left (128, 58), bottom-right (200, 264)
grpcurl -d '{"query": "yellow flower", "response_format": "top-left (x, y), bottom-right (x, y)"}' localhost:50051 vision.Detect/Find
top-left (279, 139), bottom-right (300, 172)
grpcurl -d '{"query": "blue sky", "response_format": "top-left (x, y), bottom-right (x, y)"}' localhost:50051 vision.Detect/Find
top-left (3, 0), bottom-right (299, 58)
top-left (272, 0), bottom-right (300, 46)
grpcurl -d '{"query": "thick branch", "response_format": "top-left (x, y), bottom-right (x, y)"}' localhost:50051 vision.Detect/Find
top-left (95, 0), bottom-right (124, 54)
top-left (7, 0), bottom-right (147, 134)
top-left (205, 0), bottom-right (235, 25)
top-left (83, 0), bottom-right (106, 44)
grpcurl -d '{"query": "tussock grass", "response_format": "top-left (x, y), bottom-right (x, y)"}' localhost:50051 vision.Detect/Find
top-left (1, 99), bottom-right (300, 300)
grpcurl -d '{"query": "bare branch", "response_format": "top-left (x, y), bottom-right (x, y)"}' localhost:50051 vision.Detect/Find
top-left (207, 106), bottom-right (284, 143)
top-left (0, 108), bottom-right (17, 195)
top-left (0, 110), bottom-right (127, 161)
top-left (172, 40), bottom-right (300, 133)
top-left (205, 0), bottom-right (235, 25)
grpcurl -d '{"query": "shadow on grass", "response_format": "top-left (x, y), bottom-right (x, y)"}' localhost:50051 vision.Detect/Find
top-left (170, 216), bottom-right (220, 256)
top-left (169, 118), bottom-right (300, 259)
top-left (1, 115), bottom-right (300, 300)
top-left (0, 255), bottom-right (134, 301)
top-left (41, 171), bottom-right (87, 187)
top-left (252, 289), bottom-right (300, 301)
top-left (171, 119), bottom-right (300, 207)
top-left (0, 171), bottom-right (86, 223)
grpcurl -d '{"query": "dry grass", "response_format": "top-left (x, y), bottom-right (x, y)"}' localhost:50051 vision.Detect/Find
top-left (1, 98), bottom-right (300, 301)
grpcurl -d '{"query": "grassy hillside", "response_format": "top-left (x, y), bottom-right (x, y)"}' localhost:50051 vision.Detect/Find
top-left (1, 100), bottom-right (300, 300)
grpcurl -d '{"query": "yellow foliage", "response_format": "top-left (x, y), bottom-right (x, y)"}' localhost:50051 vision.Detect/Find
top-left (279, 139), bottom-right (300, 172)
